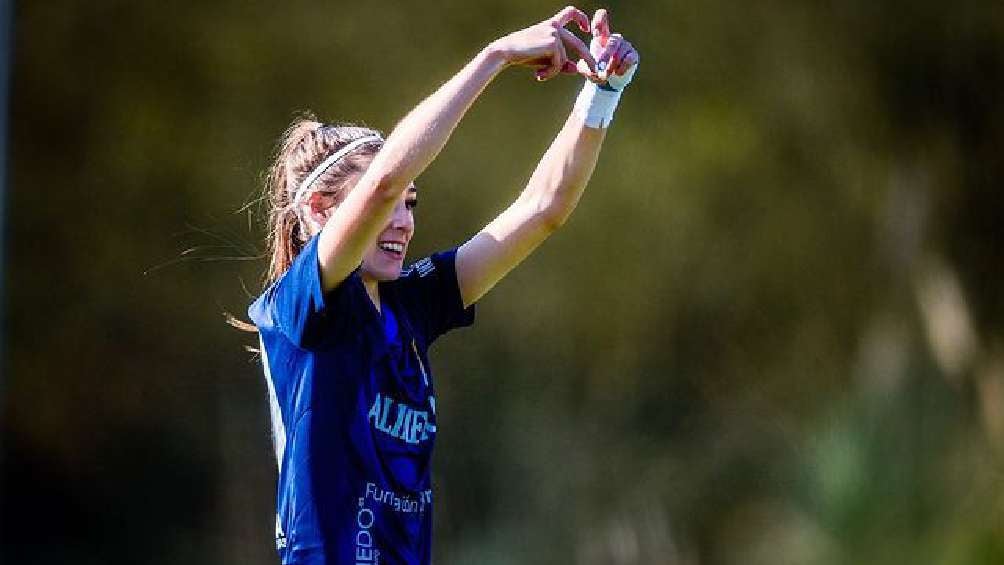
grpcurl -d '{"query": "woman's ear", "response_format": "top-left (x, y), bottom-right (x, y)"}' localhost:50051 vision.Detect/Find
top-left (306, 191), bottom-right (336, 229)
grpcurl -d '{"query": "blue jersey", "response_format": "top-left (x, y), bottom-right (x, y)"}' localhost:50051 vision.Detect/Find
top-left (248, 235), bottom-right (475, 564)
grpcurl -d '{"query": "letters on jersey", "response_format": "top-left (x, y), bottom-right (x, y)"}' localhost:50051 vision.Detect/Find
top-left (367, 393), bottom-right (437, 445)
top-left (248, 237), bottom-right (475, 565)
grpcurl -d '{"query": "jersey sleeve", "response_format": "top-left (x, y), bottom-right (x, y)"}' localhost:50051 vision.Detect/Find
top-left (393, 248), bottom-right (476, 344)
top-left (249, 235), bottom-right (369, 350)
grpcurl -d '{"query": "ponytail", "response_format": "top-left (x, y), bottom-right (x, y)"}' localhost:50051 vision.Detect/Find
top-left (265, 117), bottom-right (323, 286)
top-left (261, 113), bottom-right (384, 287)
top-left (230, 113), bottom-right (383, 336)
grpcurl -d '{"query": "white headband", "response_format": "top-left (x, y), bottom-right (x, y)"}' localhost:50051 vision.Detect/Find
top-left (290, 134), bottom-right (382, 206)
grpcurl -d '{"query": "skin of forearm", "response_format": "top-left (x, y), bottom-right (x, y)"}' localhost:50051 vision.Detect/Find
top-left (453, 109), bottom-right (607, 306)
top-left (317, 46), bottom-right (509, 291)
top-left (519, 110), bottom-right (606, 229)
top-left (368, 46), bottom-right (509, 194)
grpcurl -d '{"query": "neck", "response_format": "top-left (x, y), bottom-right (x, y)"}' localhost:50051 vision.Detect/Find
top-left (362, 273), bottom-right (381, 313)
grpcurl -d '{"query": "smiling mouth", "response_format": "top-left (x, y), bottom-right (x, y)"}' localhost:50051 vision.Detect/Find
top-left (378, 241), bottom-right (405, 257)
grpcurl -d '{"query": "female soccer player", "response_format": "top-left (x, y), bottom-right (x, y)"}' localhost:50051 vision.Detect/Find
top-left (248, 7), bottom-right (639, 564)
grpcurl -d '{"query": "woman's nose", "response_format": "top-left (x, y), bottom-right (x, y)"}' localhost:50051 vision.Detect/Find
top-left (390, 202), bottom-right (413, 231)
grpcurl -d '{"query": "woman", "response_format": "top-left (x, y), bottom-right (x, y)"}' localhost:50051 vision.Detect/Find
top-left (248, 7), bottom-right (639, 564)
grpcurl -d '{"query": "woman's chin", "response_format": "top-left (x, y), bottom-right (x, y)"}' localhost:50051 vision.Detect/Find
top-left (362, 262), bottom-right (404, 282)
top-left (378, 269), bottom-right (403, 281)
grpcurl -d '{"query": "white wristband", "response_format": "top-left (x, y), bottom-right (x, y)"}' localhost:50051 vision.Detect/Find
top-left (573, 60), bottom-right (638, 129)
top-left (574, 81), bottom-right (623, 129)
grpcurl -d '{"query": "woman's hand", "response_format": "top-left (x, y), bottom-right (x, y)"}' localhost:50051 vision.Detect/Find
top-left (577, 9), bottom-right (640, 86)
top-left (489, 6), bottom-right (598, 82)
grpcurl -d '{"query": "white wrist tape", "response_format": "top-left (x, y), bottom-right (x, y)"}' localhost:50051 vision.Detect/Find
top-left (575, 81), bottom-right (622, 129)
top-left (574, 60), bottom-right (638, 129)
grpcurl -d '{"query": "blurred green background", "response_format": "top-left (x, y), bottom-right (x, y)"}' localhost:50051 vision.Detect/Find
top-left (3, 1), bottom-right (1003, 563)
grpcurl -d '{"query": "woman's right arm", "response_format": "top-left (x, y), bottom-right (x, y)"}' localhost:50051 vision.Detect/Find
top-left (317, 7), bottom-right (597, 291)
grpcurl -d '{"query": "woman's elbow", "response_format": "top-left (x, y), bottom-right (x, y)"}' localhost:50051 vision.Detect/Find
top-left (519, 192), bottom-right (570, 232)
top-left (538, 205), bottom-right (570, 232)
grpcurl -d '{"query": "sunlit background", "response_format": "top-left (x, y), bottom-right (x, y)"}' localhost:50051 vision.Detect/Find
top-left (3, 1), bottom-right (1003, 563)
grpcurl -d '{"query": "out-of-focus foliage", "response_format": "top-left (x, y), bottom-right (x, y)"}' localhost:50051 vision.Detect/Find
top-left (3, 1), bottom-right (1003, 564)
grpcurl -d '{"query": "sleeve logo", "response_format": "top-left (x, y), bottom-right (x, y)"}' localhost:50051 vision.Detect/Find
top-left (403, 257), bottom-right (435, 278)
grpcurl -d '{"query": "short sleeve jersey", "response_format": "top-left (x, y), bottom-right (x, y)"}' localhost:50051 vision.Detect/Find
top-left (248, 235), bottom-right (475, 564)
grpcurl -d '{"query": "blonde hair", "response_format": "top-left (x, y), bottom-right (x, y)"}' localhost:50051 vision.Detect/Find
top-left (263, 113), bottom-right (384, 286)
top-left (228, 114), bottom-right (383, 335)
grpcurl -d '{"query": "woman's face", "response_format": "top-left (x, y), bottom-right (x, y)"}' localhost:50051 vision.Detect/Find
top-left (310, 181), bottom-right (418, 282)
top-left (360, 185), bottom-right (418, 282)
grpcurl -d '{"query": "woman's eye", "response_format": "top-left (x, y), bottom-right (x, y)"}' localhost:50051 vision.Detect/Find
top-left (406, 199), bottom-right (418, 210)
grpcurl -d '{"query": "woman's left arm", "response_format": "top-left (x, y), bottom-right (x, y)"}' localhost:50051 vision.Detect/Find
top-left (457, 12), bottom-right (639, 308)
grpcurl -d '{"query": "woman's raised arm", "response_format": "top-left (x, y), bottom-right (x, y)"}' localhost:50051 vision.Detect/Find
top-left (457, 9), bottom-right (640, 307)
top-left (317, 7), bottom-right (597, 291)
